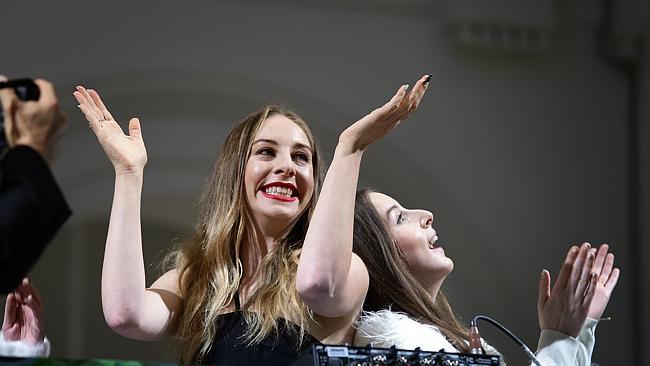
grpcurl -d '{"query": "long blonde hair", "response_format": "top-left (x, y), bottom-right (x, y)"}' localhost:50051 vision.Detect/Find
top-left (172, 106), bottom-right (323, 363)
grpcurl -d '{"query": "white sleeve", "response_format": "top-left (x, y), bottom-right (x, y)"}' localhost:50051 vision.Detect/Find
top-left (0, 333), bottom-right (51, 358)
top-left (534, 329), bottom-right (581, 366)
top-left (575, 318), bottom-right (598, 366)
top-left (533, 318), bottom-right (599, 366)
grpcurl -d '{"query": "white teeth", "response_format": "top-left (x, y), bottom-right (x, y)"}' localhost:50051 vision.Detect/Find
top-left (264, 186), bottom-right (294, 197)
top-left (428, 236), bottom-right (438, 249)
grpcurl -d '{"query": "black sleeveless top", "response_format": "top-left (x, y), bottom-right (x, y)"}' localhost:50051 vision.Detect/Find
top-left (201, 293), bottom-right (318, 365)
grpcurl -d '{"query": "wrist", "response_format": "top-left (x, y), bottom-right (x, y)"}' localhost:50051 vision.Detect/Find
top-left (334, 140), bottom-right (364, 159)
top-left (114, 168), bottom-right (144, 182)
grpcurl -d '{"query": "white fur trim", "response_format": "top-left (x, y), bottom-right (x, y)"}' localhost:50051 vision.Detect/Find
top-left (354, 310), bottom-right (504, 365)
top-left (354, 309), bottom-right (459, 352)
top-left (0, 332), bottom-right (50, 357)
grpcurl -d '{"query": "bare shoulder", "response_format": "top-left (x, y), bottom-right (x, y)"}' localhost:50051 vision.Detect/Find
top-left (149, 269), bottom-right (181, 297)
top-left (350, 253), bottom-right (369, 289)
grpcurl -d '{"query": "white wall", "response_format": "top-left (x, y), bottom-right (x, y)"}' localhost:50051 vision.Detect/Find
top-left (1, 1), bottom-right (645, 364)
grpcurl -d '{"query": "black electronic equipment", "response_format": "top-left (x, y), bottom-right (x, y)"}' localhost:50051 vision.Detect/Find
top-left (0, 78), bottom-right (41, 149)
top-left (292, 344), bottom-right (501, 366)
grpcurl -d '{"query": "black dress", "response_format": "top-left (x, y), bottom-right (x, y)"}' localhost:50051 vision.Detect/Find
top-left (201, 293), bottom-right (317, 365)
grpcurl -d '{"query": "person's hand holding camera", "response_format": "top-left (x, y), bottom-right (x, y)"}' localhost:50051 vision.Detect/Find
top-left (0, 76), bottom-right (67, 165)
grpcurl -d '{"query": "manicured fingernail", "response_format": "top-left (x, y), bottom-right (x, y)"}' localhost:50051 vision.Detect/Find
top-left (404, 84), bottom-right (409, 91)
top-left (424, 75), bottom-right (431, 84)
top-left (571, 246), bottom-right (578, 253)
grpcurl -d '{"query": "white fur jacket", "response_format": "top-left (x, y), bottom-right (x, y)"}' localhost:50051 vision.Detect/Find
top-left (0, 333), bottom-right (50, 358)
top-left (354, 310), bottom-right (598, 366)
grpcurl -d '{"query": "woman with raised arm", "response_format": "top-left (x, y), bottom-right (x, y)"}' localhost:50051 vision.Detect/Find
top-left (72, 78), bottom-right (428, 365)
top-left (297, 75), bottom-right (430, 322)
top-left (301, 74), bottom-right (619, 364)
top-left (74, 87), bottom-right (332, 364)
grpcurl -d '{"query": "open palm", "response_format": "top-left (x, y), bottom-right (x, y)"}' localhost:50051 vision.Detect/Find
top-left (73, 86), bottom-right (147, 174)
top-left (338, 74), bottom-right (430, 154)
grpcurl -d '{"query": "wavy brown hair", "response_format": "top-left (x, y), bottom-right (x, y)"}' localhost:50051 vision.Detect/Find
top-left (171, 106), bottom-right (324, 363)
top-left (353, 188), bottom-right (471, 353)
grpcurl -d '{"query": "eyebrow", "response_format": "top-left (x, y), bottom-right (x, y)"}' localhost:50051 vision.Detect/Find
top-left (252, 139), bottom-right (312, 152)
top-left (386, 205), bottom-right (399, 221)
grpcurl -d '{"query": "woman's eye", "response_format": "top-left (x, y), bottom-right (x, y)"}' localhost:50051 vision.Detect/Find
top-left (397, 213), bottom-right (407, 224)
top-left (293, 152), bottom-right (310, 163)
top-left (257, 148), bottom-right (275, 156)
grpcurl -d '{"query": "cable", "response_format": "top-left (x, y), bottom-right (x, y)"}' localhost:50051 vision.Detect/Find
top-left (470, 315), bottom-right (542, 366)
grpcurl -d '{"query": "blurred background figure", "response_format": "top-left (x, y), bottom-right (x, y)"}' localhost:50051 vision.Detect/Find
top-left (0, 76), bottom-right (70, 294)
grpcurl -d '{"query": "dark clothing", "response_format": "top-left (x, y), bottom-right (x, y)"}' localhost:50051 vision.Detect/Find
top-left (202, 311), bottom-right (317, 366)
top-left (0, 146), bottom-right (71, 293)
top-left (201, 292), bottom-right (317, 365)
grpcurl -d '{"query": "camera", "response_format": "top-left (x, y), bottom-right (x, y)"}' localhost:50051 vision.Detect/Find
top-left (0, 79), bottom-right (41, 150)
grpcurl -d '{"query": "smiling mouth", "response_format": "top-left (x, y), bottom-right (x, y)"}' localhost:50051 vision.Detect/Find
top-left (259, 183), bottom-right (299, 202)
top-left (428, 235), bottom-right (439, 249)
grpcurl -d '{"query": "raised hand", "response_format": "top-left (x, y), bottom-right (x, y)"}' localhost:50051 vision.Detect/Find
top-left (587, 244), bottom-right (620, 320)
top-left (337, 74), bottom-right (430, 154)
top-left (73, 86), bottom-right (147, 175)
top-left (537, 243), bottom-right (598, 337)
top-left (2, 279), bottom-right (45, 345)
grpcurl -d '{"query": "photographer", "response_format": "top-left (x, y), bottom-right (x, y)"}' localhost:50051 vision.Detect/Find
top-left (0, 75), bottom-right (70, 294)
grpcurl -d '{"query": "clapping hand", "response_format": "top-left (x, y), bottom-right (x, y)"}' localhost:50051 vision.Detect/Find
top-left (337, 74), bottom-right (430, 154)
top-left (537, 243), bottom-right (598, 337)
top-left (586, 244), bottom-right (620, 320)
top-left (2, 279), bottom-right (45, 345)
top-left (73, 86), bottom-right (147, 175)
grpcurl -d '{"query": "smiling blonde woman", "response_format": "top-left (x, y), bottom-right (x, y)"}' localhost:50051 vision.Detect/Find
top-left (72, 77), bottom-right (429, 364)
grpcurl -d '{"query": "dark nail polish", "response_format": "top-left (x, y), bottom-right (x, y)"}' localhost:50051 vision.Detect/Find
top-left (424, 75), bottom-right (431, 84)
